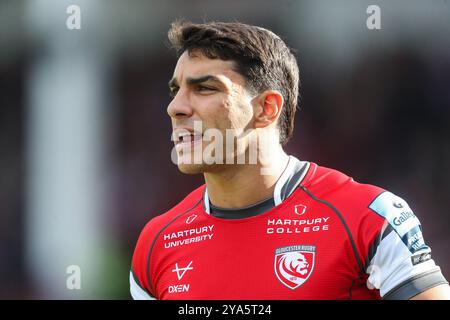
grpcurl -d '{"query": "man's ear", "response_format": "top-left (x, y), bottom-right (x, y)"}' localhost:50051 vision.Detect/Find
top-left (253, 90), bottom-right (284, 129)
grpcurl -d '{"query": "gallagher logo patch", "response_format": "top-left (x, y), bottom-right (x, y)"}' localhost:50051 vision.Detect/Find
top-left (274, 245), bottom-right (315, 289)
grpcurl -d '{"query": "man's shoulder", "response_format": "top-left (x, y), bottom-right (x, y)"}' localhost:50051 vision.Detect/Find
top-left (300, 162), bottom-right (390, 229)
top-left (131, 185), bottom-right (205, 296)
top-left (303, 162), bottom-right (385, 203)
top-left (300, 162), bottom-right (395, 267)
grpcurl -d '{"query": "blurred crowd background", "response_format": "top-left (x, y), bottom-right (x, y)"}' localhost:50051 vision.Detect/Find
top-left (0, 0), bottom-right (449, 299)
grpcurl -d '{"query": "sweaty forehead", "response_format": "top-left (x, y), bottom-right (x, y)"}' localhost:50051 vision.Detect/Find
top-left (172, 51), bottom-right (246, 87)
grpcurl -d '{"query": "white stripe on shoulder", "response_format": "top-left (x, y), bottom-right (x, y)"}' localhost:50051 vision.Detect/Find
top-left (366, 230), bottom-right (436, 297)
top-left (284, 161), bottom-right (310, 199)
top-left (204, 187), bottom-right (210, 214)
top-left (129, 272), bottom-right (156, 300)
top-left (274, 156), bottom-right (298, 205)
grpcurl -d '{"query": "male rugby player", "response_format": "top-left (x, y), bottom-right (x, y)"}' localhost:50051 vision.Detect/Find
top-left (130, 20), bottom-right (450, 299)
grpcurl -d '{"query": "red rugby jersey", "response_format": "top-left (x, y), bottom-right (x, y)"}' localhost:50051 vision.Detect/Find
top-left (130, 159), bottom-right (447, 300)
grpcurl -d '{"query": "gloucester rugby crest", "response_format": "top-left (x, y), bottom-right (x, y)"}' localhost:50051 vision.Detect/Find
top-left (274, 245), bottom-right (315, 289)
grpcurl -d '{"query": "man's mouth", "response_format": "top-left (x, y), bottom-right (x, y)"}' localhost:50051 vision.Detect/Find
top-left (173, 129), bottom-right (203, 148)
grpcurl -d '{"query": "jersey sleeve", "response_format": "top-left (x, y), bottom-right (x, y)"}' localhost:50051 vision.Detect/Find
top-left (365, 191), bottom-right (448, 299)
top-left (130, 218), bottom-right (160, 300)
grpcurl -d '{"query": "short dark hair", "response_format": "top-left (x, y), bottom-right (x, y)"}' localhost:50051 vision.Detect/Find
top-left (168, 20), bottom-right (300, 145)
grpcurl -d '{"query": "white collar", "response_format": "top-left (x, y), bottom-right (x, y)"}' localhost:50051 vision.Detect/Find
top-left (203, 156), bottom-right (309, 214)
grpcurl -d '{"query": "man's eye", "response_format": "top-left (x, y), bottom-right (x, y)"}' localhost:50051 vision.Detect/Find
top-left (196, 85), bottom-right (216, 93)
top-left (169, 88), bottom-right (178, 98)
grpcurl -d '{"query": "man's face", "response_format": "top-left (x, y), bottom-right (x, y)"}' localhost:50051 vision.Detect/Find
top-left (167, 51), bottom-right (255, 174)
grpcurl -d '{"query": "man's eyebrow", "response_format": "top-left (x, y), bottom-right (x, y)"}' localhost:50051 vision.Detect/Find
top-left (186, 75), bottom-right (223, 86)
top-left (168, 75), bottom-right (224, 88)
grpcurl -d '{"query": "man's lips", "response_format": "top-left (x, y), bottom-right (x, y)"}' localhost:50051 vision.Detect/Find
top-left (172, 128), bottom-right (203, 145)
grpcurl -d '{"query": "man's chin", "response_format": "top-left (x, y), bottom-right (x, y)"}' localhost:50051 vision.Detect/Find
top-left (176, 163), bottom-right (207, 175)
top-left (176, 161), bottom-right (226, 175)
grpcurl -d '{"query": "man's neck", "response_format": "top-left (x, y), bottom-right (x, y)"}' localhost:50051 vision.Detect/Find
top-left (204, 151), bottom-right (290, 208)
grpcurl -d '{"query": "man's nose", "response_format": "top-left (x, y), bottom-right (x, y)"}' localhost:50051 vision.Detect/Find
top-left (167, 91), bottom-right (193, 119)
